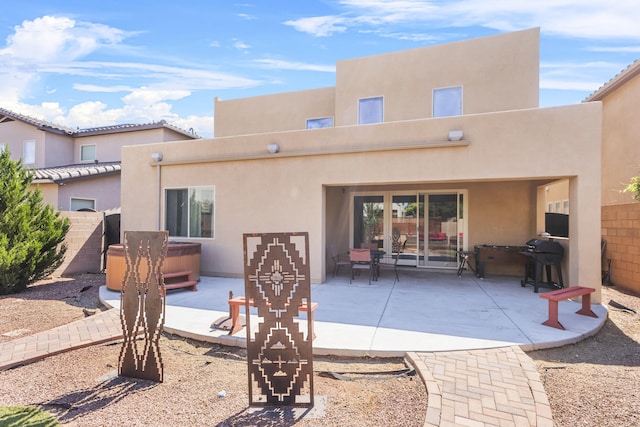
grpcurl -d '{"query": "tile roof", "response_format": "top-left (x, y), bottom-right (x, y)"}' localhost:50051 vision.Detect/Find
top-left (584, 59), bottom-right (640, 102)
top-left (0, 108), bottom-right (200, 139)
top-left (32, 162), bottom-right (121, 183)
top-left (0, 107), bottom-right (74, 134)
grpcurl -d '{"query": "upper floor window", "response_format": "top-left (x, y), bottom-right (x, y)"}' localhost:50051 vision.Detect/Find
top-left (165, 187), bottom-right (215, 238)
top-left (358, 96), bottom-right (383, 125)
top-left (81, 144), bottom-right (97, 162)
top-left (433, 86), bottom-right (462, 118)
top-left (23, 140), bottom-right (35, 165)
top-left (306, 117), bottom-right (334, 129)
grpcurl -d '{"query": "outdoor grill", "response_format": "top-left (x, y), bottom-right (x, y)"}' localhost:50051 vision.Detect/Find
top-left (520, 238), bottom-right (564, 293)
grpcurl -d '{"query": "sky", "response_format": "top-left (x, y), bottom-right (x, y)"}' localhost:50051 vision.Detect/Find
top-left (1, 1), bottom-right (639, 138)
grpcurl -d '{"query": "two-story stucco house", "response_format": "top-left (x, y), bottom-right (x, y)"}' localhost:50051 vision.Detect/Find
top-left (121, 28), bottom-right (603, 300)
top-left (0, 108), bottom-right (200, 212)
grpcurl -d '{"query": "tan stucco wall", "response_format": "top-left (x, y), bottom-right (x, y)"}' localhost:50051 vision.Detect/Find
top-left (214, 87), bottom-right (336, 137)
top-left (213, 28), bottom-right (539, 137)
top-left (599, 70), bottom-right (640, 206)
top-left (335, 28), bottom-right (539, 126)
top-left (121, 103), bottom-right (602, 300)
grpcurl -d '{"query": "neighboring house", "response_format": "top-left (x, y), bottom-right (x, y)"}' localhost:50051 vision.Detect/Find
top-left (121, 28), bottom-right (603, 300)
top-left (0, 108), bottom-right (200, 212)
top-left (584, 60), bottom-right (640, 293)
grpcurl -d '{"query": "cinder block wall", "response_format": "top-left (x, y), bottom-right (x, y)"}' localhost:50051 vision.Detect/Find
top-left (55, 211), bottom-right (104, 276)
top-left (601, 203), bottom-right (640, 294)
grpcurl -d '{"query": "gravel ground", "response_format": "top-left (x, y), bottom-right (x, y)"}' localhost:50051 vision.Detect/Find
top-left (0, 274), bottom-right (427, 426)
top-left (2, 274), bottom-right (640, 426)
top-left (528, 285), bottom-right (640, 427)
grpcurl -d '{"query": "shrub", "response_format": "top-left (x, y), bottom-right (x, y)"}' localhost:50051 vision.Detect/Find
top-left (0, 150), bottom-right (69, 294)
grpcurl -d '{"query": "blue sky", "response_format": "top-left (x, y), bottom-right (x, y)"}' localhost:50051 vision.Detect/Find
top-left (1, 1), bottom-right (638, 138)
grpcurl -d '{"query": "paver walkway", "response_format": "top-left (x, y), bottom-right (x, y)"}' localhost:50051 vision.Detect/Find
top-left (0, 309), bottom-right (123, 371)
top-left (408, 348), bottom-right (553, 427)
top-left (0, 308), bottom-right (554, 426)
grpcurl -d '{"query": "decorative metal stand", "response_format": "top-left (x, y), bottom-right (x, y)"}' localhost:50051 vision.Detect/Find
top-left (243, 232), bottom-right (314, 407)
top-left (118, 231), bottom-right (168, 382)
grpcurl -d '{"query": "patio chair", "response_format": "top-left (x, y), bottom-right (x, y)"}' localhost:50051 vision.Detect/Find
top-left (378, 238), bottom-right (402, 283)
top-left (350, 248), bottom-right (374, 285)
top-left (329, 243), bottom-right (351, 277)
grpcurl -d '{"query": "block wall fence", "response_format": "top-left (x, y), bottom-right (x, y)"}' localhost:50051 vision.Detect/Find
top-left (601, 203), bottom-right (640, 294)
top-left (55, 211), bottom-right (104, 276)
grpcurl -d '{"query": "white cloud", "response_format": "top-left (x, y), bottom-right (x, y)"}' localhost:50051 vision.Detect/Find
top-left (283, 16), bottom-right (348, 37)
top-left (286, 0), bottom-right (640, 40)
top-left (254, 59), bottom-right (335, 72)
top-left (233, 39), bottom-right (251, 50)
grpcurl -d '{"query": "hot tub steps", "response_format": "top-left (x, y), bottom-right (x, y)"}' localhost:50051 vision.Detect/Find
top-left (162, 270), bottom-right (198, 292)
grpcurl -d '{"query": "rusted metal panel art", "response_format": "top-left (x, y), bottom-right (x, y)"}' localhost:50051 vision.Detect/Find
top-left (243, 232), bottom-right (314, 407)
top-left (118, 231), bottom-right (168, 382)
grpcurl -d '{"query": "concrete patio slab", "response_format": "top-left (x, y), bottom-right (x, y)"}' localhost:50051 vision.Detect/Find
top-left (99, 269), bottom-right (607, 356)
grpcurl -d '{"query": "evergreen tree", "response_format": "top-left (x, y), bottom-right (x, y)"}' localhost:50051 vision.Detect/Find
top-left (0, 149), bottom-right (69, 294)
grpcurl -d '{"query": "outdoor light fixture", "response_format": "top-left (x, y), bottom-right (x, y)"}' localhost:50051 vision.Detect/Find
top-left (448, 130), bottom-right (464, 141)
top-left (151, 152), bottom-right (163, 162)
top-left (267, 143), bottom-right (280, 154)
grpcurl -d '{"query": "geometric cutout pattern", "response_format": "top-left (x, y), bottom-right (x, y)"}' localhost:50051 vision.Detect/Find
top-left (243, 232), bottom-right (314, 407)
top-left (118, 231), bottom-right (168, 382)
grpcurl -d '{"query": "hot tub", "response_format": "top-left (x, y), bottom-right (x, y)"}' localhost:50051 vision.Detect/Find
top-left (106, 241), bottom-right (201, 291)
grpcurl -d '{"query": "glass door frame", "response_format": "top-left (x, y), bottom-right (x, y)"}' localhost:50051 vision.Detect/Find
top-left (350, 189), bottom-right (468, 269)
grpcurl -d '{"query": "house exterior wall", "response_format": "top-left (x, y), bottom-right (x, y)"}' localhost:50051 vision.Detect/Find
top-left (595, 64), bottom-right (640, 294)
top-left (334, 28), bottom-right (539, 126)
top-left (73, 128), bottom-right (194, 163)
top-left (121, 103), bottom-right (602, 299)
top-left (0, 119), bottom-right (47, 167)
top-left (214, 87), bottom-right (336, 137)
top-left (43, 132), bottom-right (74, 167)
top-left (55, 174), bottom-right (121, 211)
top-left (213, 28), bottom-right (539, 137)
top-left (600, 70), bottom-right (640, 206)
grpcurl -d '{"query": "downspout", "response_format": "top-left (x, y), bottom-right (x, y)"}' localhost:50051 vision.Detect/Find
top-left (157, 163), bottom-right (162, 230)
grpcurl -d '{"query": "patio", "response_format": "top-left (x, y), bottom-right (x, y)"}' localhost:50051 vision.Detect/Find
top-left (98, 268), bottom-right (607, 357)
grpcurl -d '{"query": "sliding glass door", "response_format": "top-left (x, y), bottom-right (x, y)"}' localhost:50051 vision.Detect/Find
top-left (352, 191), bottom-right (467, 269)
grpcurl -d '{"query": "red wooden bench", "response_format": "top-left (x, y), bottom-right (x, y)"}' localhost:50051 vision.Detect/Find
top-left (162, 270), bottom-right (198, 293)
top-left (228, 295), bottom-right (317, 340)
top-left (540, 286), bottom-right (597, 330)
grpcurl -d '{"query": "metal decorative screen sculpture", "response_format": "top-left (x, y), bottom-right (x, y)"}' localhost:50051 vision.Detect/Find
top-left (243, 232), bottom-right (314, 407)
top-left (118, 231), bottom-right (168, 382)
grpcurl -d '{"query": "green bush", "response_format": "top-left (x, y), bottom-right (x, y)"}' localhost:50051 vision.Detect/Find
top-left (0, 150), bottom-right (69, 295)
top-left (623, 175), bottom-right (640, 201)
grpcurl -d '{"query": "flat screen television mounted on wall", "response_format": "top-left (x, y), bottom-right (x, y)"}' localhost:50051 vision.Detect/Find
top-left (545, 212), bottom-right (569, 238)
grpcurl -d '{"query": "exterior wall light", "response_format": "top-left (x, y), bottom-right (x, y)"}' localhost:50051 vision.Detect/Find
top-left (267, 143), bottom-right (280, 154)
top-left (448, 130), bottom-right (464, 141)
top-left (151, 152), bottom-right (163, 162)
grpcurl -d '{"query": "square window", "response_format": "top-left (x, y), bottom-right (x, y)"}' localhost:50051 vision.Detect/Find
top-left (433, 86), bottom-right (462, 118)
top-left (358, 97), bottom-right (383, 124)
top-left (23, 140), bottom-right (35, 164)
top-left (81, 145), bottom-right (97, 162)
top-left (306, 117), bottom-right (334, 129)
top-left (166, 187), bottom-right (214, 238)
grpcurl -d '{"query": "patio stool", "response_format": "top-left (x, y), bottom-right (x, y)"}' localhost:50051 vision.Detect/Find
top-left (228, 296), bottom-right (318, 340)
